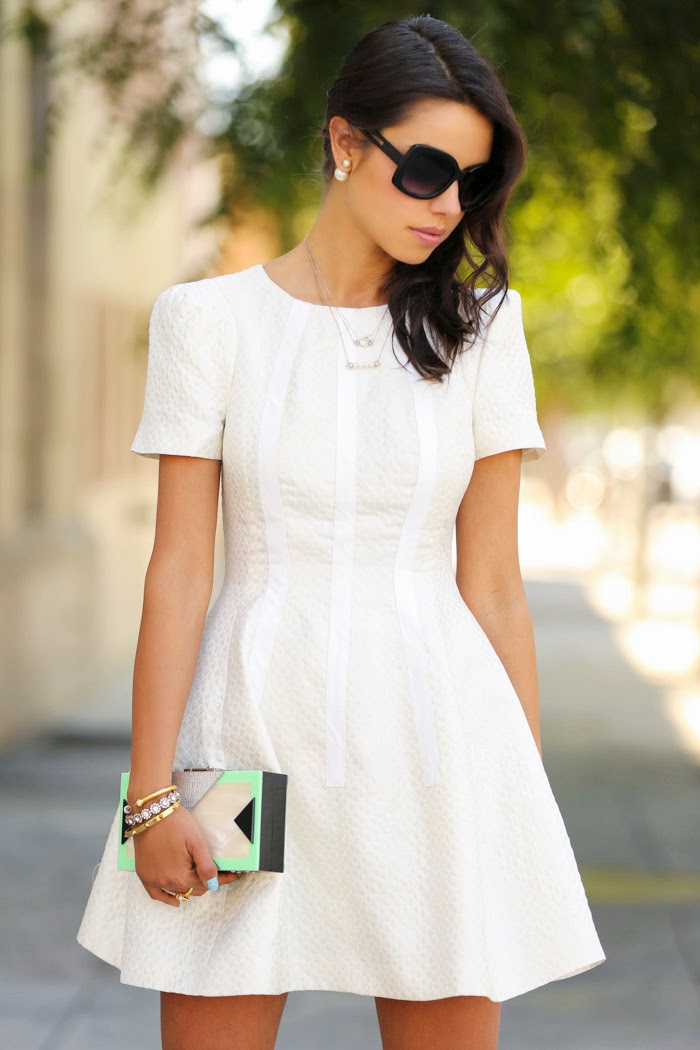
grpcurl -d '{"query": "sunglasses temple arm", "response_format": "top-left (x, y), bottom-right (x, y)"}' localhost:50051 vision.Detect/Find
top-left (360, 128), bottom-right (405, 166)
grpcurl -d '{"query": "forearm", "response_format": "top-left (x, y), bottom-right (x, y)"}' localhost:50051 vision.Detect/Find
top-left (459, 587), bottom-right (542, 757)
top-left (128, 561), bottom-right (213, 805)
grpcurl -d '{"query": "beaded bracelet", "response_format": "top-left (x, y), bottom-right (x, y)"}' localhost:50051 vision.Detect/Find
top-left (124, 799), bottom-right (181, 839)
top-left (123, 789), bottom-right (181, 830)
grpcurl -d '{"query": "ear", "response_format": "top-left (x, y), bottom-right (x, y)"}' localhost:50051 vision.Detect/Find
top-left (328, 115), bottom-right (362, 169)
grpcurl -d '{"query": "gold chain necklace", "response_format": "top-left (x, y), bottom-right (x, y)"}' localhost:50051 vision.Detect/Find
top-left (304, 238), bottom-right (392, 369)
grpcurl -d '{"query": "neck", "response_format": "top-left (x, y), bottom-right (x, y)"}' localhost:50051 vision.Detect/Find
top-left (305, 190), bottom-right (393, 308)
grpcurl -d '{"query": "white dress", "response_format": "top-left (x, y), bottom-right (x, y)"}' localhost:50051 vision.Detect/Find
top-left (77, 262), bottom-right (606, 1001)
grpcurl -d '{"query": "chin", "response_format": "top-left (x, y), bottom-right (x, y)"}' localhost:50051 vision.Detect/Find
top-left (405, 245), bottom-right (441, 266)
top-left (383, 241), bottom-right (437, 266)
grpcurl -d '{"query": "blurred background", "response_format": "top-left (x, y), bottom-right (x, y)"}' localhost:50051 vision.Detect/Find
top-left (1, 1), bottom-right (699, 1047)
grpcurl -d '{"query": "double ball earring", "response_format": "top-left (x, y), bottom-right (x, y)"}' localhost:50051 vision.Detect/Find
top-left (334, 158), bottom-right (352, 182)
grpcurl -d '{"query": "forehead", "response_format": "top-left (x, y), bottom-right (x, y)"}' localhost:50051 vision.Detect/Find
top-left (383, 99), bottom-right (493, 166)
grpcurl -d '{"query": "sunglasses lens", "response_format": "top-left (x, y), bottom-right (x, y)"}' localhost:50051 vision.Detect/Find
top-left (398, 150), bottom-right (454, 197)
top-left (459, 168), bottom-right (492, 210)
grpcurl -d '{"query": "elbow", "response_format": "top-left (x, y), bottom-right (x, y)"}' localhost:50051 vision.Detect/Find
top-left (143, 552), bottom-right (215, 612)
top-left (456, 576), bottom-right (528, 621)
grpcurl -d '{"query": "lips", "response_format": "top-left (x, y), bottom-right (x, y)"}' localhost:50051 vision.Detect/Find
top-left (409, 226), bottom-right (447, 247)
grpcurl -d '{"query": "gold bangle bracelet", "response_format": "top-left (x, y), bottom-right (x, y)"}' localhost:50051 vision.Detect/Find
top-left (124, 800), bottom-right (180, 838)
top-left (134, 784), bottom-right (177, 808)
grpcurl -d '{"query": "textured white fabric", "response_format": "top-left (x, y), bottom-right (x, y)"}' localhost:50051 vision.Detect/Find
top-left (77, 263), bottom-right (606, 1001)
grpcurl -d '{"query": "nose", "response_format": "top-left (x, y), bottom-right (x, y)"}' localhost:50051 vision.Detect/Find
top-left (430, 178), bottom-right (463, 217)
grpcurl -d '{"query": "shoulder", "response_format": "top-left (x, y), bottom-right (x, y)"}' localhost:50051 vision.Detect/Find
top-left (145, 273), bottom-right (255, 391)
top-left (151, 263), bottom-right (263, 328)
top-left (455, 287), bottom-right (531, 389)
top-left (460, 286), bottom-right (522, 326)
top-left (474, 286), bottom-right (522, 326)
top-left (459, 287), bottom-right (524, 359)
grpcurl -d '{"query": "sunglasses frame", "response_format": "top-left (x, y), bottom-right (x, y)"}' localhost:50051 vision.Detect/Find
top-left (358, 128), bottom-right (491, 212)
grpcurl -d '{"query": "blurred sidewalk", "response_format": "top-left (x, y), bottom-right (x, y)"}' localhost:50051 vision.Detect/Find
top-left (1, 571), bottom-right (699, 1049)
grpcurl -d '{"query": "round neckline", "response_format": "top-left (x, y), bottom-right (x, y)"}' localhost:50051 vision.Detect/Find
top-left (257, 263), bottom-right (388, 312)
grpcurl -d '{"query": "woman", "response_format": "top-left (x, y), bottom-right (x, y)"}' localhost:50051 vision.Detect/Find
top-left (78, 15), bottom-right (605, 1050)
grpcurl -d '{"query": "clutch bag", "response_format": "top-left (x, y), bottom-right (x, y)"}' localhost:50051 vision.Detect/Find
top-left (117, 768), bottom-right (288, 873)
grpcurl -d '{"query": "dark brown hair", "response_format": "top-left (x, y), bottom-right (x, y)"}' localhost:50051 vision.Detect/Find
top-left (320, 15), bottom-right (528, 380)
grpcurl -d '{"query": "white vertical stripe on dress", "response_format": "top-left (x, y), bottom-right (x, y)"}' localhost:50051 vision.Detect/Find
top-left (248, 300), bottom-right (310, 706)
top-left (325, 326), bottom-right (359, 787)
top-left (394, 370), bottom-right (441, 787)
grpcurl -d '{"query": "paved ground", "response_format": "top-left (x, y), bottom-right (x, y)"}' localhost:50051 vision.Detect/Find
top-left (2, 572), bottom-right (699, 1048)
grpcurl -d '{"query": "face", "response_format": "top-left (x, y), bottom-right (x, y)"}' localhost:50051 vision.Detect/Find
top-left (331, 98), bottom-right (494, 265)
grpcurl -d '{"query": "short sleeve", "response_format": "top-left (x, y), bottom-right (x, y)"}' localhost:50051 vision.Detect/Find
top-left (471, 289), bottom-right (546, 463)
top-left (130, 281), bottom-right (237, 461)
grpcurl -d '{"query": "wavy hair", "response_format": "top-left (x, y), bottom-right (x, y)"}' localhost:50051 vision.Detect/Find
top-left (319, 15), bottom-right (528, 380)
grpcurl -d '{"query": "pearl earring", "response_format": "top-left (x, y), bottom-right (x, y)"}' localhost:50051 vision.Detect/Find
top-left (334, 158), bottom-right (351, 182)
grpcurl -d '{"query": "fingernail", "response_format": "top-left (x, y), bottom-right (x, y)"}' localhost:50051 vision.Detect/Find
top-left (207, 876), bottom-right (219, 892)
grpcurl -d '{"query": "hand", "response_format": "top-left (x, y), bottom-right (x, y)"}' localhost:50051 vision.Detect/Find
top-left (133, 804), bottom-right (242, 906)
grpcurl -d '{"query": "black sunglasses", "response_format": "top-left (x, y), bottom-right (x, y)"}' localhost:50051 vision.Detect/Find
top-left (359, 128), bottom-right (493, 212)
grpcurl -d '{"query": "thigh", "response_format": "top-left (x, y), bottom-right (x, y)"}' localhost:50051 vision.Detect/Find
top-left (161, 991), bottom-right (289, 1050)
top-left (374, 994), bottom-right (501, 1050)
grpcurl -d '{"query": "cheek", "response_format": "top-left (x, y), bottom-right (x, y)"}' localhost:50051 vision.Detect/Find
top-left (348, 175), bottom-right (415, 241)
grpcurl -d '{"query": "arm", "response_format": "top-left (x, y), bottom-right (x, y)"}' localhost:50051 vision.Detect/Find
top-left (455, 448), bottom-right (542, 757)
top-left (128, 454), bottom-right (221, 801)
top-left (124, 281), bottom-right (239, 903)
top-left (128, 454), bottom-right (240, 904)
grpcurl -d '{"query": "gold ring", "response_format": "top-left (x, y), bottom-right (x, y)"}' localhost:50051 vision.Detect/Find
top-left (176, 886), bottom-right (194, 901)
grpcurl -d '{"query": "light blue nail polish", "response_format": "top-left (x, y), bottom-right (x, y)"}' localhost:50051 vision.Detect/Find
top-left (207, 876), bottom-right (219, 892)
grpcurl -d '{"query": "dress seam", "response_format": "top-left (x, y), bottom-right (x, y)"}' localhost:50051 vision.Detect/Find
top-left (392, 371), bottom-right (440, 787)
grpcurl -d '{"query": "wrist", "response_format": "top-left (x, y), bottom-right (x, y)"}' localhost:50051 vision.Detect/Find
top-left (124, 790), bottom-right (182, 837)
top-left (126, 775), bottom-right (175, 809)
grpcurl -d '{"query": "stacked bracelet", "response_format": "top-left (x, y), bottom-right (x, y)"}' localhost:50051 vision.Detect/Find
top-left (124, 799), bottom-right (181, 838)
top-left (123, 788), bottom-right (182, 833)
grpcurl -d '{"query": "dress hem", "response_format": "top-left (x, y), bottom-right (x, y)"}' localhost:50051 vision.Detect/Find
top-left (77, 932), bottom-right (605, 1004)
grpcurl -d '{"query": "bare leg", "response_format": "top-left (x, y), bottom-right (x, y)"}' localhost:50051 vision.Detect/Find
top-left (161, 991), bottom-right (289, 1050)
top-left (374, 994), bottom-right (501, 1050)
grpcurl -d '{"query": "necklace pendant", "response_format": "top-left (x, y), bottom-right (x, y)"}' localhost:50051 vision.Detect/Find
top-left (353, 336), bottom-right (374, 348)
top-left (346, 359), bottom-right (380, 369)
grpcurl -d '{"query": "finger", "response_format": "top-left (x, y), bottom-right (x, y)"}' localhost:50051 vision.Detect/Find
top-left (218, 871), bottom-right (244, 886)
top-left (144, 884), bottom-right (180, 907)
top-left (182, 872), bottom-right (243, 897)
top-left (190, 839), bottom-right (220, 891)
top-left (164, 885), bottom-right (195, 898)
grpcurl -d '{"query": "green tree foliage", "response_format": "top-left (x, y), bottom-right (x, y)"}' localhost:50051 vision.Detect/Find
top-left (214, 1), bottom-right (700, 415)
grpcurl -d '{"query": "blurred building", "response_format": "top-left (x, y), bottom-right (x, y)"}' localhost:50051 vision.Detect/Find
top-left (0, 0), bottom-right (221, 744)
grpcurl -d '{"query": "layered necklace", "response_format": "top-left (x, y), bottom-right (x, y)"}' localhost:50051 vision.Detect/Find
top-left (304, 237), bottom-right (392, 370)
